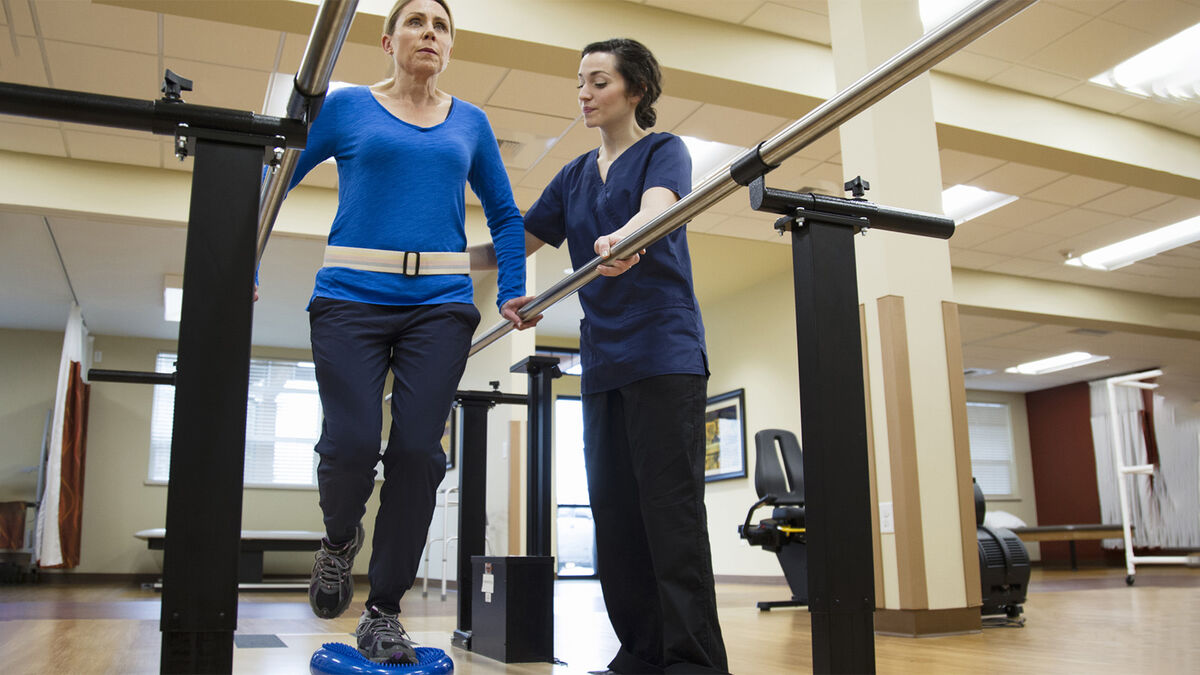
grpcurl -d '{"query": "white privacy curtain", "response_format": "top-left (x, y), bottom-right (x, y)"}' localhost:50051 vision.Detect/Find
top-left (1090, 380), bottom-right (1200, 549)
top-left (34, 304), bottom-right (92, 567)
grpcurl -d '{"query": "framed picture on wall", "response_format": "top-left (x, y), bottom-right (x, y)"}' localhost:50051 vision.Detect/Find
top-left (441, 404), bottom-right (460, 470)
top-left (704, 389), bottom-right (747, 482)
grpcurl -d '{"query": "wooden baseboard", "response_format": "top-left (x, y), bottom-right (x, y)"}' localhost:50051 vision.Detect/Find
top-left (874, 606), bottom-right (981, 637)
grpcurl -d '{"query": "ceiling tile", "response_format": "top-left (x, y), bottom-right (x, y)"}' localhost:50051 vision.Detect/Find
top-left (163, 15), bottom-right (280, 71)
top-left (948, 248), bottom-right (1008, 269)
top-left (59, 121), bottom-right (147, 139)
top-left (984, 258), bottom-right (1061, 277)
top-left (971, 162), bottom-right (1068, 196)
top-left (1176, 110), bottom-right (1200, 136)
top-left (988, 65), bottom-right (1080, 99)
top-left (972, 229), bottom-right (1061, 256)
top-left (1084, 186), bottom-right (1175, 216)
top-left (938, 149), bottom-right (1006, 186)
top-left (516, 154), bottom-right (566, 190)
top-left (33, 0), bottom-right (157, 54)
top-left (437, 60), bottom-right (508, 107)
top-left (957, 315), bottom-right (1040, 344)
top-left (0, 36), bottom-right (49, 86)
top-left (644, 0), bottom-right (760, 24)
top-left (1098, 0), bottom-right (1200, 36)
top-left (965, 2), bottom-right (1091, 61)
top-left (2, 0), bottom-right (35, 35)
top-left (484, 106), bottom-right (573, 139)
top-left (1138, 196), bottom-right (1200, 225)
top-left (1025, 174), bottom-right (1124, 206)
top-left (1024, 18), bottom-right (1157, 80)
top-left (162, 57), bottom-right (271, 113)
top-left (511, 185), bottom-right (543, 211)
top-left (1055, 82), bottom-right (1141, 114)
top-left (968, 198), bottom-right (1069, 229)
top-left (63, 128), bottom-right (162, 168)
top-left (544, 121), bottom-right (595, 161)
top-left (652, 95), bottom-right (703, 134)
top-left (771, 0), bottom-right (829, 14)
top-left (296, 162), bottom-right (338, 189)
top-left (934, 51), bottom-right (1012, 81)
top-left (673, 103), bottom-right (788, 148)
top-left (0, 119), bottom-right (66, 155)
top-left (1, 111), bottom-right (59, 128)
top-left (706, 214), bottom-right (777, 241)
top-left (1020, 207), bottom-right (1120, 240)
top-left (44, 41), bottom-right (158, 99)
top-left (487, 70), bottom-right (580, 120)
top-left (1044, 0), bottom-right (1122, 17)
top-left (709, 190), bottom-right (754, 216)
top-left (949, 222), bottom-right (1009, 248)
top-left (330, 41), bottom-right (394, 88)
top-left (742, 3), bottom-right (831, 45)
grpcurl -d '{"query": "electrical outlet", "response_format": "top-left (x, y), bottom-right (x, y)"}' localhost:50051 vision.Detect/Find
top-left (879, 502), bottom-right (894, 534)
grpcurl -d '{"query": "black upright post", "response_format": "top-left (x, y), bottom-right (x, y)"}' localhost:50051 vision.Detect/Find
top-left (789, 218), bottom-right (876, 674)
top-left (159, 138), bottom-right (262, 674)
top-left (452, 395), bottom-right (492, 649)
top-left (511, 356), bottom-right (561, 557)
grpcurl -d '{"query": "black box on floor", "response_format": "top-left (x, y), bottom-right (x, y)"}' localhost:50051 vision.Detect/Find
top-left (470, 555), bottom-right (554, 663)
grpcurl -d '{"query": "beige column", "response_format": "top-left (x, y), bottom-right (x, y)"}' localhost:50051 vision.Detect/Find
top-left (827, 0), bottom-right (980, 635)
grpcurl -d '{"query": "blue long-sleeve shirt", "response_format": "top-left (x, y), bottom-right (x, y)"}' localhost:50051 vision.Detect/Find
top-left (289, 86), bottom-right (525, 309)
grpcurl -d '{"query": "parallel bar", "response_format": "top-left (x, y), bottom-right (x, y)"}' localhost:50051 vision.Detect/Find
top-left (256, 0), bottom-right (360, 265)
top-left (468, 0), bottom-right (1035, 356)
top-left (0, 81), bottom-right (305, 145)
top-left (88, 368), bottom-right (176, 386)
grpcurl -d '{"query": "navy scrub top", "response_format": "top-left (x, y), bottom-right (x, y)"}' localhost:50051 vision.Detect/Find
top-left (524, 132), bottom-right (708, 395)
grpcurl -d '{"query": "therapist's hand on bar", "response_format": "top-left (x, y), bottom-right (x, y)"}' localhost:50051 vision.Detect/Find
top-left (595, 232), bottom-right (644, 277)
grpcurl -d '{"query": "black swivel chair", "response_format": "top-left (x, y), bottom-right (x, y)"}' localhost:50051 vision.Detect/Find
top-left (738, 428), bottom-right (807, 610)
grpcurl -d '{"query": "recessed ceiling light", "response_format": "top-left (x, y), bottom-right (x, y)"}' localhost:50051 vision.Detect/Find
top-left (1089, 22), bottom-right (1200, 103)
top-left (941, 184), bottom-right (1018, 224)
top-left (163, 274), bottom-right (183, 323)
top-left (1065, 214), bottom-right (1200, 271)
top-left (1004, 351), bottom-right (1109, 375)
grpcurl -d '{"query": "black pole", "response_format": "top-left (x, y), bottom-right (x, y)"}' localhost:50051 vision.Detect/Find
top-left (511, 356), bottom-right (561, 557)
top-left (789, 216), bottom-right (876, 674)
top-left (158, 137), bottom-right (262, 674)
top-left (450, 388), bottom-right (527, 651)
top-left (452, 395), bottom-right (491, 650)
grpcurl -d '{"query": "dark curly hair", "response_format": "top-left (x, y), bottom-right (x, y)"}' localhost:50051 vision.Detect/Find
top-left (582, 38), bottom-right (662, 129)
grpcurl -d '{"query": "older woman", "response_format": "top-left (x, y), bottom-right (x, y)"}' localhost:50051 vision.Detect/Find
top-left (284, 0), bottom-right (534, 664)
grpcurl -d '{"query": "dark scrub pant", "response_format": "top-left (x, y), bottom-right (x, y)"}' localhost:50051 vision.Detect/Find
top-left (583, 374), bottom-right (729, 675)
top-left (309, 297), bottom-right (480, 614)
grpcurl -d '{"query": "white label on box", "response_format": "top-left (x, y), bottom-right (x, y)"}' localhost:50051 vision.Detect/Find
top-left (481, 572), bottom-right (495, 594)
top-left (484, 592), bottom-right (492, 603)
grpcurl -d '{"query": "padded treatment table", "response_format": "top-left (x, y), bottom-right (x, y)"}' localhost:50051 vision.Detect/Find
top-left (136, 528), bottom-right (324, 590)
top-left (1010, 524), bottom-right (1124, 570)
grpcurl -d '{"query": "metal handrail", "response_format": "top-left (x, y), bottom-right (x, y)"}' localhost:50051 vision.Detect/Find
top-left (256, 0), bottom-right (360, 265)
top-left (469, 0), bottom-right (1036, 356)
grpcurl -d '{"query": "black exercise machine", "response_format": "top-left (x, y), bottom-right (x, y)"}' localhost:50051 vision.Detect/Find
top-left (739, 429), bottom-right (808, 611)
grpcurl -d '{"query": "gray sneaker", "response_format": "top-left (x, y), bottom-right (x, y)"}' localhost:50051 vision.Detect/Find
top-left (356, 605), bottom-right (418, 664)
top-left (308, 523), bottom-right (364, 619)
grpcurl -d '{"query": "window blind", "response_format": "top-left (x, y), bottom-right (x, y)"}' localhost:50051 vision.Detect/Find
top-left (966, 401), bottom-right (1016, 497)
top-left (148, 352), bottom-right (323, 488)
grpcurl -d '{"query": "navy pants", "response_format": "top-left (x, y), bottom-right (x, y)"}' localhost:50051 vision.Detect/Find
top-left (583, 374), bottom-right (729, 675)
top-left (309, 297), bottom-right (480, 613)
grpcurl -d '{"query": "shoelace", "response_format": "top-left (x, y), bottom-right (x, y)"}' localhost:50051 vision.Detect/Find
top-left (315, 546), bottom-right (353, 587)
top-left (362, 613), bottom-right (411, 646)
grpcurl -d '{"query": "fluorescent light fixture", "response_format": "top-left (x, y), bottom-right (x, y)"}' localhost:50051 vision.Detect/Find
top-left (163, 274), bottom-right (183, 323)
top-left (920, 0), bottom-right (974, 31)
top-left (680, 136), bottom-right (746, 184)
top-left (1005, 351), bottom-right (1109, 375)
top-left (1090, 23), bottom-right (1200, 103)
top-left (1065, 214), bottom-right (1200, 271)
top-left (941, 184), bottom-right (1018, 224)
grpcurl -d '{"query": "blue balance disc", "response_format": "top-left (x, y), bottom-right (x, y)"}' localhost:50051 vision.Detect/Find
top-left (310, 643), bottom-right (453, 675)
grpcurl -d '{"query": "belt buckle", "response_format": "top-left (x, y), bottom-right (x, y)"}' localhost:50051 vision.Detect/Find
top-left (402, 251), bottom-right (420, 277)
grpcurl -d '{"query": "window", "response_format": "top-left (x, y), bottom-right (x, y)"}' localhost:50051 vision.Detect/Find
top-left (555, 396), bottom-right (596, 577)
top-left (966, 401), bottom-right (1017, 498)
top-left (148, 353), bottom-right (323, 488)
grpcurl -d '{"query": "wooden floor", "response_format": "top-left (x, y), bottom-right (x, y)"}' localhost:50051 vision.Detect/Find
top-left (1, 567), bottom-right (1197, 674)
